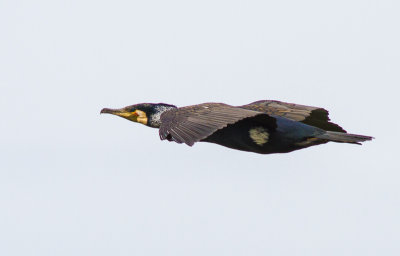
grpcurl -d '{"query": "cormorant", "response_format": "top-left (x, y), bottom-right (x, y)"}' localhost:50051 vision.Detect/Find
top-left (100, 100), bottom-right (373, 154)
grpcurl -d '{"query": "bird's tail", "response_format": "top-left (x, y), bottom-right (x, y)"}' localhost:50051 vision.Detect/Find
top-left (316, 131), bottom-right (373, 145)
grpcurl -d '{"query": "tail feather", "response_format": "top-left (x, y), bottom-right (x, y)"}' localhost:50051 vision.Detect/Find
top-left (316, 131), bottom-right (374, 145)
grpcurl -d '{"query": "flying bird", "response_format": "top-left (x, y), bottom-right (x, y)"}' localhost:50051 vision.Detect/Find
top-left (100, 100), bottom-right (373, 154)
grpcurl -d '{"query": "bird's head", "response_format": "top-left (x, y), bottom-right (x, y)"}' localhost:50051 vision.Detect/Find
top-left (101, 103), bottom-right (177, 128)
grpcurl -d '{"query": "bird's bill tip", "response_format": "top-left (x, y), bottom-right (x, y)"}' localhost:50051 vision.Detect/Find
top-left (100, 108), bottom-right (115, 114)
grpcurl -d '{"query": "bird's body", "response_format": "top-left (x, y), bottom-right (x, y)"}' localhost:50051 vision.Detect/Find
top-left (101, 100), bottom-right (373, 154)
top-left (201, 114), bottom-right (324, 154)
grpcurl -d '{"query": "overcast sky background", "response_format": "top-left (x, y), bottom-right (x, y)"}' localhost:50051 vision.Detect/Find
top-left (1, 0), bottom-right (399, 255)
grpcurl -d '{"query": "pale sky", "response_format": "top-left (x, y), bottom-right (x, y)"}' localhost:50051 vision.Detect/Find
top-left (1, 0), bottom-right (399, 255)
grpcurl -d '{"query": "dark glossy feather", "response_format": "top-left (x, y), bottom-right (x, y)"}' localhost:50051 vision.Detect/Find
top-left (316, 131), bottom-right (374, 145)
top-left (240, 100), bottom-right (346, 132)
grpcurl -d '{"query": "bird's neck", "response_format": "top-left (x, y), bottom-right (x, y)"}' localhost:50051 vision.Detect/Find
top-left (148, 105), bottom-right (177, 128)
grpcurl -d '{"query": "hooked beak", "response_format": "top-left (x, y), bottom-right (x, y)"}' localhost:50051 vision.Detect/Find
top-left (100, 107), bottom-right (148, 125)
top-left (100, 108), bottom-right (136, 118)
top-left (100, 108), bottom-right (116, 114)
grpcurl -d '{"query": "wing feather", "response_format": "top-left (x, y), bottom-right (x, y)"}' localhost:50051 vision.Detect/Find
top-left (240, 100), bottom-right (346, 132)
top-left (159, 103), bottom-right (268, 146)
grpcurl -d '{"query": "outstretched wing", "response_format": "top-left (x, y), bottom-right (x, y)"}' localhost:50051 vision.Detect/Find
top-left (240, 100), bottom-right (346, 133)
top-left (159, 103), bottom-right (271, 146)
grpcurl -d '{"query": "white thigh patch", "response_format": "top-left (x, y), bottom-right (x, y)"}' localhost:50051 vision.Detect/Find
top-left (249, 127), bottom-right (269, 146)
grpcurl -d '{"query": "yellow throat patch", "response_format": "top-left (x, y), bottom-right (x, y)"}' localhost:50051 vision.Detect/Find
top-left (134, 110), bottom-right (148, 125)
top-left (114, 109), bottom-right (148, 125)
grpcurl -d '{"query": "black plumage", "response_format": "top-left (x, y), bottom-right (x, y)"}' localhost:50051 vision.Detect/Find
top-left (100, 100), bottom-right (373, 154)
